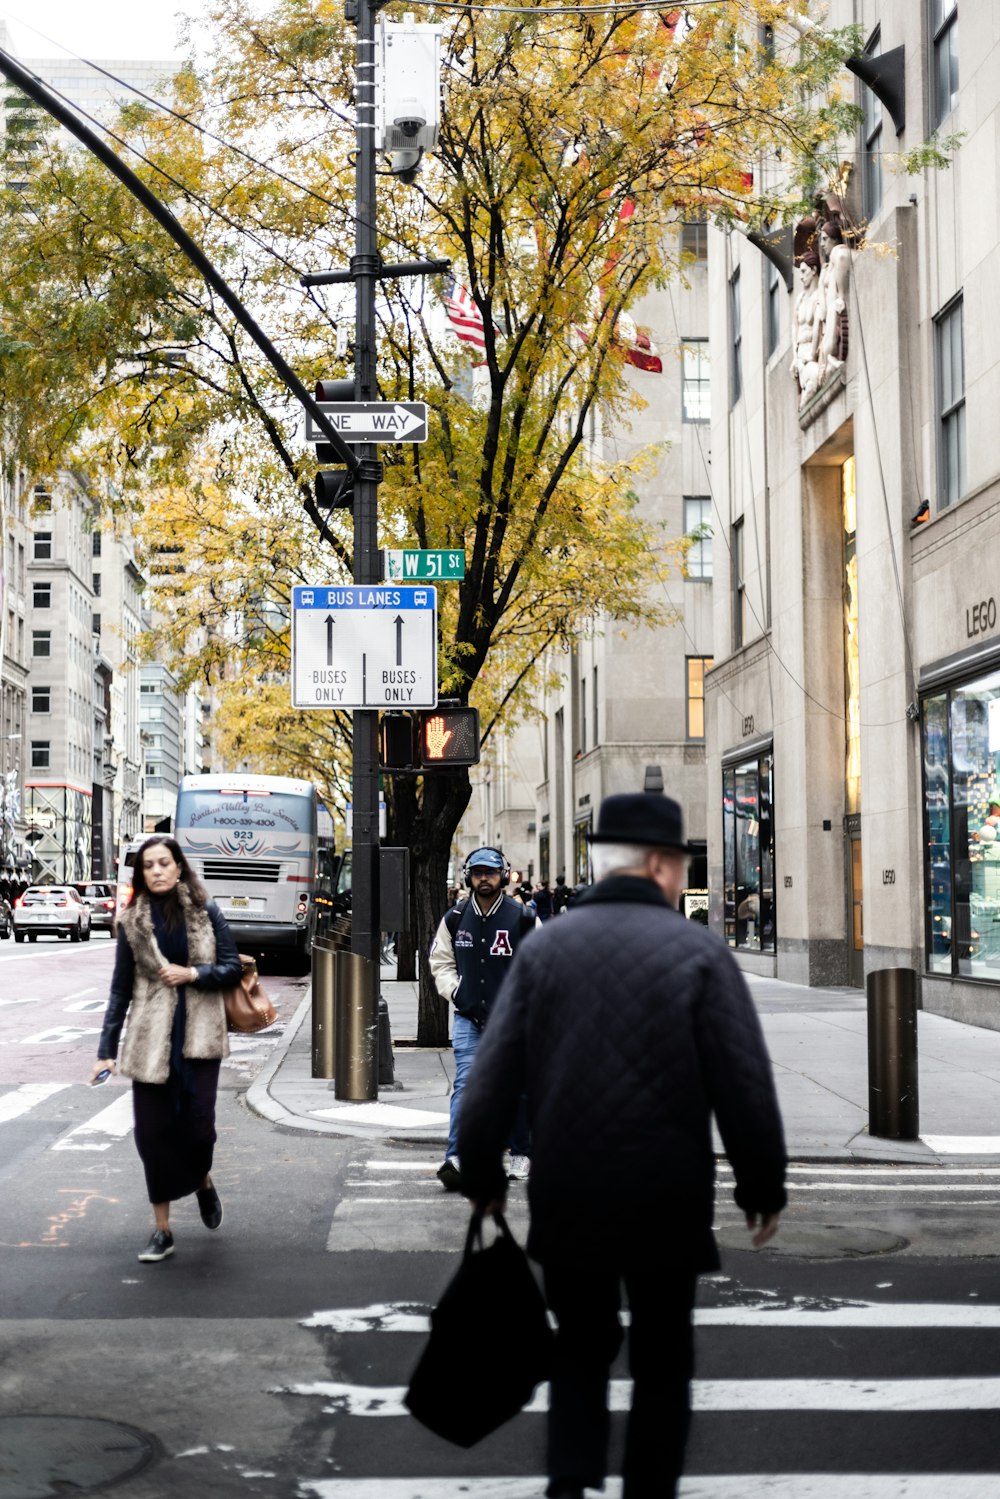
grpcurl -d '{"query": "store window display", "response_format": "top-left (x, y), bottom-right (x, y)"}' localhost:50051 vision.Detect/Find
top-left (923, 670), bottom-right (1000, 979)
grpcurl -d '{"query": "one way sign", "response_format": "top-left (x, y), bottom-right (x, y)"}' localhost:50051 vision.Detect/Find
top-left (305, 401), bottom-right (428, 444)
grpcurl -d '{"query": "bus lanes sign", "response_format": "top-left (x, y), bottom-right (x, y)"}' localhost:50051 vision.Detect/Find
top-left (291, 585), bottom-right (438, 710)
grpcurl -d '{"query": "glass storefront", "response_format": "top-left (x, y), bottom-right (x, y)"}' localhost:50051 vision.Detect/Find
top-left (723, 751), bottom-right (775, 951)
top-left (922, 668), bottom-right (1000, 979)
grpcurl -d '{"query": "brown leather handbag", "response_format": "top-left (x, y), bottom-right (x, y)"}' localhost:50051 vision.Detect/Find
top-left (223, 954), bottom-right (277, 1033)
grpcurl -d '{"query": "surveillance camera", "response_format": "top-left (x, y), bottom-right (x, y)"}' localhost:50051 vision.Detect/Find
top-left (390, 147), bottom-right (423, 184)
top-left (393, 99), bottom-right (427, 138)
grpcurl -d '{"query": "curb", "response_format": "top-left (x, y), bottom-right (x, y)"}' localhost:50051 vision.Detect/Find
top-left (245, 987), bottom-right (452, 1144)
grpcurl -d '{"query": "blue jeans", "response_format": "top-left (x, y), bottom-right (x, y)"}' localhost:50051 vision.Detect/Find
top-left (446, 1012), bottom-right (530, 1160)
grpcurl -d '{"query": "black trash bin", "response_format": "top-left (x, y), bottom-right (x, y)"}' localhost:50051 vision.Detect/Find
top-left (866, 967), bottom-right (919, 1139)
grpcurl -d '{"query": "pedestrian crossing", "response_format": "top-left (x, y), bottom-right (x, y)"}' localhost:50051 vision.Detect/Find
top-left (288, 1273), bottom-right (1000, 1495)
top-left (297, 1145), bottom-right (1000, 1496)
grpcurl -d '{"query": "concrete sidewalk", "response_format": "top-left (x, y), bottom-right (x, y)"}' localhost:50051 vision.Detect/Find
top-left (246, 966), bottom-right (1000, 1162)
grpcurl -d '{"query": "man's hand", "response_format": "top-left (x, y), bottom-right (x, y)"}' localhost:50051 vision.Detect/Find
top-left (424, 716), bottom-right (453, 758)
top-left (746, 1211), bottom-right (780, 1248)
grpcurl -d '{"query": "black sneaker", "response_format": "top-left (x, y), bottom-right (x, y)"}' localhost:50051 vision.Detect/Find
top-left (436, 1158), bottom-right (462, 1193)
top-left (137, 1229), bottom-right (174, 1263)
top-left (196, 1181), bottom-right (223, 1231)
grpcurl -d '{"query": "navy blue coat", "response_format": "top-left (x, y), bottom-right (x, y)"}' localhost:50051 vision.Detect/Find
top-left (457, 874), bottom-right (787, 1270)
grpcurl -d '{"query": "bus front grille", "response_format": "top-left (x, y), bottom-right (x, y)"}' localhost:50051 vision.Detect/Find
top-left (200, 859), bottom-right (283, 883)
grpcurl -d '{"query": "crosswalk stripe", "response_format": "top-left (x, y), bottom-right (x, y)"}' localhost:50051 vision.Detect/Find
top-left (298, 1480), bottom-right (1000, 1499)
top-left (283, 1377), bottom-right (1000, 1415)
top-left (0, 1082), bottom-right (71, 1123)
top-left (301, 1299), bottom-right (1000, 1333)
top-left (50, 1089), bottom-right (134, 1151)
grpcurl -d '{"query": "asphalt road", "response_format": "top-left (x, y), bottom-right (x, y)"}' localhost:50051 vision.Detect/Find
top-left (3, 942), bottom-right (1000, 1497)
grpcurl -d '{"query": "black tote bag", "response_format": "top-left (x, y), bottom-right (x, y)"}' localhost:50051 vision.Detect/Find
top-left (405, 1210), bottom-right (554, 1447)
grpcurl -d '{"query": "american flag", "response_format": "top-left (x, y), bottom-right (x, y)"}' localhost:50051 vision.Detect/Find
top-left (443, 278), bottom-right (487, 354)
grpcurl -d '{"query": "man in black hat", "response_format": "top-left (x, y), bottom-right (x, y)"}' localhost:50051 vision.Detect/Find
top-left (457, 792), bottom-right (787, 1499)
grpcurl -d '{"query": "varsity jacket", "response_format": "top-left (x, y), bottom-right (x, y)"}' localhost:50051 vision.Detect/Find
top-left (429, 892), bottom-right (536, 1027)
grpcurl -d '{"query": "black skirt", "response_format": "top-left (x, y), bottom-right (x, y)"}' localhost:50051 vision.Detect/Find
top-left (131, 1060), bottom-right (221, 1204)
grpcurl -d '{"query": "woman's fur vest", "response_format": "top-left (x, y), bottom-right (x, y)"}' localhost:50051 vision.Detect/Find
top-left (118, 883), bottom-right (229, 1084)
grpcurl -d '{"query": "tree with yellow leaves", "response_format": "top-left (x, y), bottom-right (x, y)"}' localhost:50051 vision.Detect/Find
top-left (0, 1), bottom-right (867, 1038)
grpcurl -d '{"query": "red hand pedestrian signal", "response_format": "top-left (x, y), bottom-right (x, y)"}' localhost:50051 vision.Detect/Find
top-left (424, 716), bottom-right (453, 759)
top-left (416, 706), bottom-right (480, 768)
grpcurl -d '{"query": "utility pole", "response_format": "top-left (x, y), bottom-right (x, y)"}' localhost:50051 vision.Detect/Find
top-left (348, 0), bottom-right (382, 986)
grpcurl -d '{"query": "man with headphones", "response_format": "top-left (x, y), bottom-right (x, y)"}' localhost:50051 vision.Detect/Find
top-left (429, 846), bottom-right (537, 1191)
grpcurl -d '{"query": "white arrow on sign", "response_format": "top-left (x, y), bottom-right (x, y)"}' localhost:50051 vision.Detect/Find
top-left (306, 401), bottom-right (428, 444)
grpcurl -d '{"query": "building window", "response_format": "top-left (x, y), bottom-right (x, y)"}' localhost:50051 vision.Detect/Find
top-left (31, 740), bottom-right (50, 769)
top-left (686, 657), bottom-right (714, 740)
top-left (732, 517), bottom-right (746, 649)
top-left (766, 259), bottom-right (781, 358)
top-left (32, 581), bottom-right (51, 609)
top-left (683, 496), bottom-right (713, 579)
top-left (32, 630), bottom-right (51, 658)
top-left (92, 572), bottom-right (101, 597)
top-left (931, 0), bottom-right (959, 127)
top-left (592, 667), bottom-right (598, 745)
top-left (723, 751), bottom-right (775, 953)
top-left (33, 531), bottom-right (52, 561)
top-left (32, 686), bottom-right (50, 713)
top-left (93, 612), bottom-right (101, 636)
top-left (580, 676), bottom-right (587, 753)
top-left (32, 486), bottom-right (52, 512)
top-left (573, 815), bottom-right (592, 886)
top-left (936, 297), bottom-right (966, 510)
top-left (681, 340), bottom-right (710, 423)
top-left (681, 218), bottom-right (707, 262)
top-left (861, 29), bottom-right (883, 221)
top-left (730, 269), bottom-right (742, 405)
top-left (92, 531), bottom-right (102, 556)
top-left (921, 668), bottom-right (1000, 978)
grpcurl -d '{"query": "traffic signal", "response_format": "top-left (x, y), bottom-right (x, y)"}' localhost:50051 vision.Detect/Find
top-left (379, 713), bottom-right (416, 771)
top-left (416, 706), bottom-right (480, 768)
top-left (315, 378), bottom-right (354, 510)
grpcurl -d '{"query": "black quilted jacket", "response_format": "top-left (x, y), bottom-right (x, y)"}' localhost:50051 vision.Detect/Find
top-left (457, 874), bottom-right (787, 1270)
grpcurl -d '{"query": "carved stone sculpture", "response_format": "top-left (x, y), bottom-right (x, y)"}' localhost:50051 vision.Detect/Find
top-left (818, 219), bottom-right (850, 381)
top-left (790, 252), bottom-right (821, 406)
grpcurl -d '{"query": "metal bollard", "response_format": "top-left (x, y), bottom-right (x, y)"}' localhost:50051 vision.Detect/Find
top-left (377, 995), bottom-right (395, 1086)
top-left (334, 950), bottom-right (378, 1101)
top-left (866, 967), bottom-right (919, 1139)
top-left (311, 940), bottom-right (337, 1080)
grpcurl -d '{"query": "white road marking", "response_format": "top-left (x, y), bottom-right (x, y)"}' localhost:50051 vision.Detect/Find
top-left (922, 1136), bottom-right (1000, 1153)
top-left (301, 1299), bottom-right (1000, 1334)
top-left (311, 1103), bottom-right (450, 1128)
top-left (0, 1082), bottom-right (71, 1123)
top-left (19, 1025), bottom-right (102, 1045)
top-left (63, 986), bottom-right (99, 1002)
top-left (283, 1376), bottom-right (1000, 1415)
top-left (363, 1161), bottom-right (439, 1171)
top-left (721, 1164), bottom-right (1000, 1177)
top-left (787, 1183), bottom-right (1000, 1192)
top-left (50, 1090), bottom-right (134, 1151)
top-left (63, 997), bottom-right (108, 1014)
top-left (298, 1479), bottom-right (1000, 1499)
top-left (0, 995), bottom-right (42, 1006)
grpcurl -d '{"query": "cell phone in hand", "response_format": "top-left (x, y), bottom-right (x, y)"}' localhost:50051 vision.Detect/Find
top-left (91, 1068), bottom-right (112, 1087)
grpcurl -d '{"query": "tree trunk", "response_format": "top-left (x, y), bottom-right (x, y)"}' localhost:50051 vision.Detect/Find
top-left (386, 775), bottom-right (418, 981)
top-left (385, 769), bottom-right (472, 1046)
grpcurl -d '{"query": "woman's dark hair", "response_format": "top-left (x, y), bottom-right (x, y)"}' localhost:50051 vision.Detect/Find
top-left (131, 835), bottom-right (208, 925)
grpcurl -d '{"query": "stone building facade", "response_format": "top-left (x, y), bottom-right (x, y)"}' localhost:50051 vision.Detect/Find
top-left (703, 0), bottom-right (1000, 1026)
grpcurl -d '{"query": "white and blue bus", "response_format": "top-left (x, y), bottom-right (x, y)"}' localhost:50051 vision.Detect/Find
top-left (175, 773), bottom-right (335, 965)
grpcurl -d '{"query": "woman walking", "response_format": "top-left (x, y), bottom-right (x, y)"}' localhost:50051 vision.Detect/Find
top-left (90, 835), bottom-right (242, 1263)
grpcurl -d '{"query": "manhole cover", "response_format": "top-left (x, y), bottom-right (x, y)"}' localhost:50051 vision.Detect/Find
top-left (0, 1415), bottom-right (157, 1498)
top-left (715, 1221), bottom-right (909, 1259)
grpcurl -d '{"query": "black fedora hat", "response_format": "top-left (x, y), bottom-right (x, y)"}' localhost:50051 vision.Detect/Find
top-left (588, 792), bottom-right (694, 853)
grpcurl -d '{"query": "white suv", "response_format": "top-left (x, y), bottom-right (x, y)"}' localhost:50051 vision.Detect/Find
top-left (13, 886), bottom-right (92, 943)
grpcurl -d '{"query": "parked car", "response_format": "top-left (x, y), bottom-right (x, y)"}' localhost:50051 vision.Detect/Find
top-left (73, 880), bottom-right (118, 936)
top-left (13, 886), bottom-right (92, 943)
top-left (0, 897), bottom-right (11, 940)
